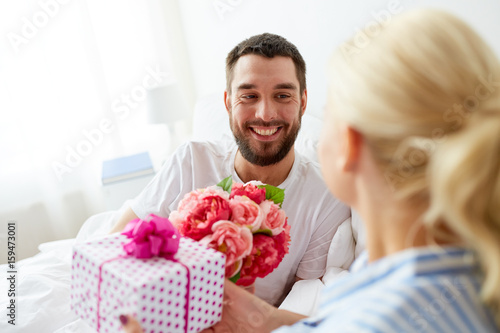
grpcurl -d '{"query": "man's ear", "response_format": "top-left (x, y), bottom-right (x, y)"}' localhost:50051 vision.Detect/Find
top-left (224, 90), bottom-right (231, 115)
top-left (300, 89), bottom-right (307, 116)
top-left (340, 126), bottom-right (363, 172)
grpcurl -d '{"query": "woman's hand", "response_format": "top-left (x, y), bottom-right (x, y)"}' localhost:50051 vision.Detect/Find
top-left (119, 314), bottom-right (143, 333)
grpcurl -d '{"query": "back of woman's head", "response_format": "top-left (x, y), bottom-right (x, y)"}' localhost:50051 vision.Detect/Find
top-left (328, 9), bottom-right (500, 321)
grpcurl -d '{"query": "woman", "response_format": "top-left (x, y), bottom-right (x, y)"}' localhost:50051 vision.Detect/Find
top-left (121, 9), bottom-right (500, 332)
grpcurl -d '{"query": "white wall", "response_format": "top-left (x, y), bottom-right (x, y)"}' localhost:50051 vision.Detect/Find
top-left (177, 0), bottom-right (500, 118)
top-left (0, 0), bottom-right (190, 263)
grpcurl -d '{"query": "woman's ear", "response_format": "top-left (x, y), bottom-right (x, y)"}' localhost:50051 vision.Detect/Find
top-left (339, 126), bottom-right (363, 172)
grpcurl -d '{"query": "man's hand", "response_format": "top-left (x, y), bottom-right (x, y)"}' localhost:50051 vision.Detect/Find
top-left (201, 280), bottom-right (305, 333)
top-left (201, 280), bottom-right (278, 333)
top-left (109, 207), bottom-right (138, 234)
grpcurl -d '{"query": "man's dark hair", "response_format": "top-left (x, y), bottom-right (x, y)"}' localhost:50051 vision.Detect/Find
top-left (225, 33), bottom-right (306, 95)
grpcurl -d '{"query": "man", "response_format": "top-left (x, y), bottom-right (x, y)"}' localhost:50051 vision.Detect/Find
top-left (110, 33), bottom-right (351, 306)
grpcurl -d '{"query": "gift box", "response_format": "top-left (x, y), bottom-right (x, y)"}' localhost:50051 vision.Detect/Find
top-left (71, 234), bottom-right (225, 333)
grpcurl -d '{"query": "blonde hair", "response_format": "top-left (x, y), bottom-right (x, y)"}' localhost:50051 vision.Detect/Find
top-left (329, 9), bottom-right (500, 322)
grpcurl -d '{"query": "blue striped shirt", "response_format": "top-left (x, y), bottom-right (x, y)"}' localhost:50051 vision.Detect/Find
top-left (274, 247), bottom-right (498, 332)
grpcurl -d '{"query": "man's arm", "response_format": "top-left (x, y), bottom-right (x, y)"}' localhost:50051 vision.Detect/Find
top-left (109, 207), bottom-right (138, 234)
top-left (107, 143), bottom-right (193, 235)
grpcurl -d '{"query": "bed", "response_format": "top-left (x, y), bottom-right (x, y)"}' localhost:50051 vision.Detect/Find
top-left (0, 93), bottom-right (364, 332)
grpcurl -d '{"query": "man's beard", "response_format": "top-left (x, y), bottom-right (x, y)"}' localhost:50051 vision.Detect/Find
top-left (229, 110), bottom-right (302, 167)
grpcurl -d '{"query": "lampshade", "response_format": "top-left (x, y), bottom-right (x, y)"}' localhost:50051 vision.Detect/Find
top-left (147, 84), bottom-right (188, 125)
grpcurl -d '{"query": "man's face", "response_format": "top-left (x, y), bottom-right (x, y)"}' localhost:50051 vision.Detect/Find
top-left (225, 55), bottom-right (307, 166)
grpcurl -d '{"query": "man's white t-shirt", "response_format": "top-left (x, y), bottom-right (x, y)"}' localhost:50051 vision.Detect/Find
top-left (130, 139), bottom-right (351, 305)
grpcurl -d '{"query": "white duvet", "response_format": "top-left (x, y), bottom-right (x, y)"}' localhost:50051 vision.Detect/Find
top-left (0, 203), bottom-right (362, 333)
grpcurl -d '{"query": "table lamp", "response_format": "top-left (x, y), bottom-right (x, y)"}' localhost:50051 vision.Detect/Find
top-left (146, 83), bottom-right (189, 155)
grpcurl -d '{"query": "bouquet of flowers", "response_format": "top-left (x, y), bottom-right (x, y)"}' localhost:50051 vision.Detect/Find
top-left (169, 176), bottom-right (291, 287)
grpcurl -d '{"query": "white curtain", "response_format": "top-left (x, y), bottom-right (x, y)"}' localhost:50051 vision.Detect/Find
top-left (0, 0), bottom-right (189, 260)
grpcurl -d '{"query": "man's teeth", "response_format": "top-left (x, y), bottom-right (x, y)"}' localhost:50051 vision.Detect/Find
top-left (254, 128), bottom-right (278, 136)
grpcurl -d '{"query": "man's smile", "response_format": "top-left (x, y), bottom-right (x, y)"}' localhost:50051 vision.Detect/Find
top-left (249, 126), bottom-right (283, 140)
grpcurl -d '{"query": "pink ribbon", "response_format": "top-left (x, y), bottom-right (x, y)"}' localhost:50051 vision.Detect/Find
top-left (95, 215), bottom-right (190, 332)
top-left (121, 214), bottom-right (181, 259)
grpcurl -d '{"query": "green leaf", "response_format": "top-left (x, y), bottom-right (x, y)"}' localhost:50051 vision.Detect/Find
top-left (229, 270), bottom-right (240, 283)
top-left (254, 229), bottom-right (273, 237)
top-left (259, 184), bottom-right (285, 207)
top-left (217, 176), bottom-right (233, 194)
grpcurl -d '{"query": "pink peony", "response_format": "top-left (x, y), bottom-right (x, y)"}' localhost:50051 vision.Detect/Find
top-left (199, 220), bottom-right (253, 273)
top-left (169, 189), bottom-right (231, 241)
top-left (274, 219), bottom-right (291, 260)
top-left (170, 177), bottom-right (290, 286)
top-left (225, 259), bottom-right (243, 279)
top-left (230, 182), bottom-right (266, 204)
top-left (259, 200), bottom-right (287, 235)
top-left (229, 195), bottom-right (264, 232)
top-left (237, 219), bottom-right (291, 286)
top-left (175, 186), bottom-right (230, 213)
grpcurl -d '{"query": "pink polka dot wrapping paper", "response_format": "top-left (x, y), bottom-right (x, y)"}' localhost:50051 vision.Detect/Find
top-left (70, 235), bottom-right (225, 333)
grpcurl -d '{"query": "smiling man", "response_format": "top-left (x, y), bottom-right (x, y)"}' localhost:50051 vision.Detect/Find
top-left (110, 33), bottom-right (352, 306)
top-left (226, 50), bottom-right (305, 186)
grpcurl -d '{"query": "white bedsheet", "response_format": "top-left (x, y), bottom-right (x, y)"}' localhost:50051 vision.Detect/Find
top-left (0, 203), bottom-right (361, 332)
top-left (0, 206), bottom-right (121, 333)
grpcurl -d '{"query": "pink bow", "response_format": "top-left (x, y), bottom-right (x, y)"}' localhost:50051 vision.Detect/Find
top-left (121, 214), bottom-right (180, 259)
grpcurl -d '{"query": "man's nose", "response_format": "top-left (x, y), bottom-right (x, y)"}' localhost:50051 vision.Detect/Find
top-left (255, 98), bottom-right (277, 121)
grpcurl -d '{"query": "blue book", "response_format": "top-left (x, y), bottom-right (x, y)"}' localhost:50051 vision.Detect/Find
top-left (101, 152), bottom-right (154, 185)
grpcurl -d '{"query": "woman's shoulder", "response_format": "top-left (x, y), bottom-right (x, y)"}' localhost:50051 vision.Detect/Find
top-left (317, 247), bottom-right (496, 332)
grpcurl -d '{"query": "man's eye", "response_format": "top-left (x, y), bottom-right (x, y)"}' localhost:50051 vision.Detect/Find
top-left (242, 95), bottom-right (257, 99)
top-left (277, 94), bottom-right (290, 99)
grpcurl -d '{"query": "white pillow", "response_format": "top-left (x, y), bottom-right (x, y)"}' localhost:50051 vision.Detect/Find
top-left (192, 93), bottom-right (232, 141)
